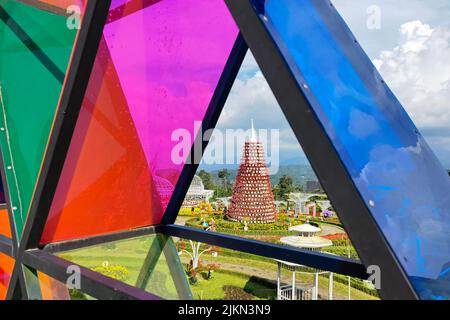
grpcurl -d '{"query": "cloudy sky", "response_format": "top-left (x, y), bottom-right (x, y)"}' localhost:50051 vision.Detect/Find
top-left (204, 0), bottom-right (450, 170)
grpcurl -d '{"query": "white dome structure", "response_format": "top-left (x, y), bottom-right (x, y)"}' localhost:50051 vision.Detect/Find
top-left (181, 175), bottom-right (214, 208)
top-left (280, 235), bottom-right (332, 249)
top-left (186, 175), bottom-right (206, 195)
top-left (153, 176), bottom-right (174, 208)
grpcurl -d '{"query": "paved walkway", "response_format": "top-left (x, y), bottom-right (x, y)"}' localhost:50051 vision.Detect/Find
top-left (319, 223), bottom-right (345, 236)
top-left (181, 256), bottom-right (349, 300)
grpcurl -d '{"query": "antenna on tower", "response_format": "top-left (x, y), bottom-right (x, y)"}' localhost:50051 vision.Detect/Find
top-left (250, 119), bottom-right (257, 142)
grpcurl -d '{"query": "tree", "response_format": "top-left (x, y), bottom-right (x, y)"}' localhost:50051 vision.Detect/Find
top-left (198, 170), bottom-right (215, 190)
top-left (218, 169), bottom-right (232, 196)
top-left (278, 175), bottom-right (294, 201)
top-left (272, 185), bottom-right (281, 200)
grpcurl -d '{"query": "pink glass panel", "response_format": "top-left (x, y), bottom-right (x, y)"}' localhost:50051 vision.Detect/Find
top-left (41, 0), bottom-right (238, 243)
top-left (103, 0), bottom-right (238, 180)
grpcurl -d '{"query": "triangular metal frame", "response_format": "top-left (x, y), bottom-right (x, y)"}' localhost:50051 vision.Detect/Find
top-left (1, 0), bottom-right (442, 300)
top-left (223, 0), bottom-right (419, 299)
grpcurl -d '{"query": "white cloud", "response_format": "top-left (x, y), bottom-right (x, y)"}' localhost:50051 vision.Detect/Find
top-left (373, 21), bottom-right (450, 167)
top-left (332, 0), bottom-right (450, 57)
top-left (218, 18), bottom-right (450, 167)
top-left (214, 54), bottom-right (305, 166)
top-left (219, 65), bottom-right (289, 131)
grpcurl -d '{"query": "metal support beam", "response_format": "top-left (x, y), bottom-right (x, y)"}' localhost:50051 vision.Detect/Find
top-left (162, 34), bottom-right (248, 225)
top-left (0, 235), bottom-right (12, 257)
top-left (160, 224), bottom-right (368, 279)
top-left (22, 250), bottom-right (162, 300)
top-left (44, 226), bottom-right (157, 253)
top-left (224, 0), bottom-right (418, 300)
top-left (3, 0), bottom-right (113, 301)
top-left (21, 0), bottom-right (112, 250)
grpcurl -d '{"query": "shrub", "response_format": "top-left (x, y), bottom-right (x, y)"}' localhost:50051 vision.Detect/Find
top-left (92, 264), bottom-right (129, 282)
top-left (223, 285), bottom-right (255, 300)
top-left (188, 269), bottom-right (198, 285)
top-left (322, 246), bottom-right (359, 259)
top-left (100, 243), bottom-right (117, 251)
top-left (69, 289), bottom-right (88, 300)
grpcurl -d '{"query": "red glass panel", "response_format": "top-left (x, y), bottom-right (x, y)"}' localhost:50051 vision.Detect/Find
top-left (41, 39), bottom-right (160, 243)
top-left (0, 209), bottom-right (11, 238)
top-left (37, 0), bottom-right (86, 10)
top-left (0, 253), bottom-right (14, 300)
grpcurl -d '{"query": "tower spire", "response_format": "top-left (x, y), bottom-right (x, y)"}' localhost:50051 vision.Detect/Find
top-left (227, 120), bottom-right (276, 223)
top-left (250, 119), bottom-right (257, 143)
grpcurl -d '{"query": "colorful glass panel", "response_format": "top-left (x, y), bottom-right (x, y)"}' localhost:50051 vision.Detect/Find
top-left (0, 167), bottom-right (11, 238)
top-left (0, 253), bottom-right (14, 299)
top-left (58, 234), bottom-right (191, 299)
top-left (0, 0), bottom-right (86, 239)
top-left (41, 0), bottom-right (239, 243)
top-left (0, 208), bottom-right (11, 238)
top-left (251, 0), bottom-right (450, 299)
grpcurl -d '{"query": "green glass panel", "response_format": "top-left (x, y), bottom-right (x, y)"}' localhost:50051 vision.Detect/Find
top-left (0, 1), bottom-right (78, 239)
top-left (23, 266), bottom-right (97, 300)
top-left (1, 1), bottom-right (79, 72)
top-left (57, 233), bottom-right (380, 300)
top-left (58, 234), bottom-right (193, 300)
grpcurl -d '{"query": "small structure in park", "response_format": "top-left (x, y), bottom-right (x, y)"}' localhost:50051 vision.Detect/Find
top-left (289, 192), bottom-right (334, 218)
top-left (276, 223), bottom-right (333, 300)
top-left (182, 175), bottom-right (214, 208)
top-left (227, 121), bottom-right (277, 223)
top-left (154, 176), bottom-right (175, 209)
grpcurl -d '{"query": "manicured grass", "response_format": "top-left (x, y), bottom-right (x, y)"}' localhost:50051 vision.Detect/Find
top-left (189, 270), bottom-right (276, 300)
top-left (58, 235), bottom-right (377, 300)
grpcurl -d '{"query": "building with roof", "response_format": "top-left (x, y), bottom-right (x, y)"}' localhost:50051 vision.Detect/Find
top-left (276, 223), bottom-right (334, 300)
top-left (181, 175), bottom-right (214, 208)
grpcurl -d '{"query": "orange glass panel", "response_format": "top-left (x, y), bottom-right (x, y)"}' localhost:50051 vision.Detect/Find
top-left (41, 39), bottom-right (163, 244)
top-left (37, 271), bottom-right (70, 300)
top-left (36, 0), bottom-right (86, 10)
top-left (0, 253), bottom-right (14, 299)
top-left (0, 209), bottom-right (11, 238)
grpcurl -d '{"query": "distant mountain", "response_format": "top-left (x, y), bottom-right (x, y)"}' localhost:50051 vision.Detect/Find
top-left (280, 155), bottom-right (310, 166)
top-left (204, 164), bottom-right (318, 187)
top-left (197, 153), bottom-right (311, 172)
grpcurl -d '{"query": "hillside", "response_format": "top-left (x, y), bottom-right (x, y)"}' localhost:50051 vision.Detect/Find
top-left (205, 164), bottom-right (318, 187)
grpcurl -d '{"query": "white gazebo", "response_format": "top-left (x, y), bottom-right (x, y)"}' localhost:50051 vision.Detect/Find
top-left (276, 222), bottom-right (334, 300)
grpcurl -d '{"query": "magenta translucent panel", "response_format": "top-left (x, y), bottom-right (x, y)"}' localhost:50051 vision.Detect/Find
top-left (110, 0), bottom-right (131, 9)
top-left (103, 0), bottom-right (238, 205)
top-left (40, 0), bottom-right (238, 243)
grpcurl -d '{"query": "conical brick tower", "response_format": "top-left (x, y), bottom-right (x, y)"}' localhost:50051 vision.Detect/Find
top-left (227, 121), bottom-right (277, 223)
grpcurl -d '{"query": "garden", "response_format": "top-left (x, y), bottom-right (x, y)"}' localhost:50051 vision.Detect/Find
top-left (58, 230), bottom-right (377, 300)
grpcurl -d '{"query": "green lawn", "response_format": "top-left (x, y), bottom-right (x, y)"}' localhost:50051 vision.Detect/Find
top-left (58, 235), bottom-right (378, 300)
top-left (189, 270), bottom-right (276, 300)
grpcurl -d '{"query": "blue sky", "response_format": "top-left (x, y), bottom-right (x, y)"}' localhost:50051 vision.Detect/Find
top-left (208, 0), bottom-right (450, 170)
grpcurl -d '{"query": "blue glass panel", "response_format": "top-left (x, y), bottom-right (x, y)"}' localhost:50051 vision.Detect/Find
top-left (252, 0), bottom-right (450, 299)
